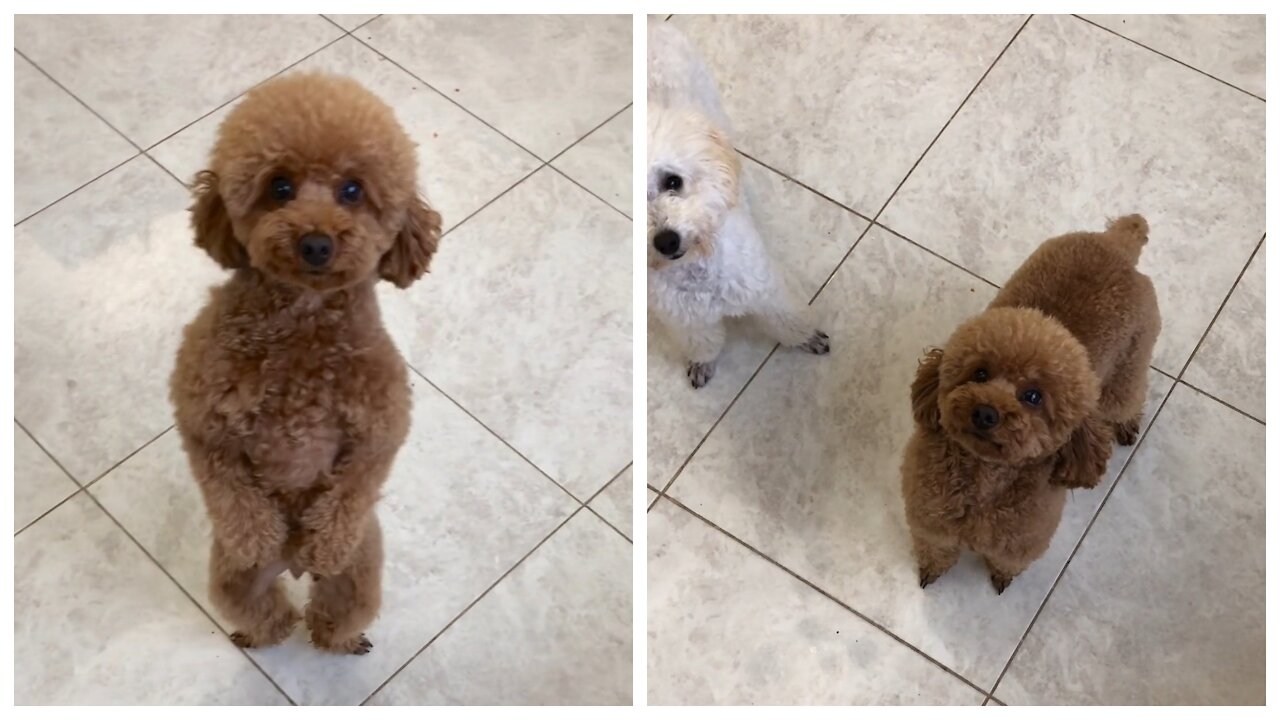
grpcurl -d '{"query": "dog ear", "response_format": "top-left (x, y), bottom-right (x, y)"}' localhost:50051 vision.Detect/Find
top-left (379, 196), bottom-right (442, 289)
top-left (1049, 415), bottom-right (1112, 489)
top-left (190, 170), bottom-right (247, 269)
top-left (910, 348), bottom-right (945, 430)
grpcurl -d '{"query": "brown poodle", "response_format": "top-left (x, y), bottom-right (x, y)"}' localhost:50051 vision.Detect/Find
top-left (901, 215), bottom-right (1160, 594)
top-left (169, 72), bottom-right (441, 653)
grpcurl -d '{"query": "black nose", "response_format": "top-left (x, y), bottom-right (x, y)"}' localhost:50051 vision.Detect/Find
top-left (653, 230), bottom-right (681, 257)
top-left (298, 233), bottom-right (333, 268)
top-left (972, 404), bottom-right (1000, 430)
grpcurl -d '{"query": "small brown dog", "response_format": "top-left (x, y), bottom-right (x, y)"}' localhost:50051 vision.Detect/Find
top-left (901, 215), bottom-right (1159, 594)
top-left (170, 72), bottom-right (441, 653)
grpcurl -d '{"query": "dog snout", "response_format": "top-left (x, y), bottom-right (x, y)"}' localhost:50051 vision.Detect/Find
top-left (971, 404), bottom-right (1000, 431)
top-left (298, 232), bottom-right (334, 268)
top-left (653, 230), bottom-right (681, 257)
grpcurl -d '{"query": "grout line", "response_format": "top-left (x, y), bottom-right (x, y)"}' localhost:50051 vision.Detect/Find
top-left (14, 418), bottom-right (85, 489)
top-left (655, 344), bottom-right (780, 500)
top-left (547, 165), bottom-right (632, 221)
top-left (359, 506), bottom-right (584, 705)
top-left (872, 222), bottom-right (1002, 290)
top-left (735, 149), bottom-right (877, 225)
top-left (1072, 15), bottom-right (1266, 103)
top-left (806, 14), bottom-right (1032, 304)
top-left (81, 425), bottom-right (176, 491)
top-left (141, 32), bottom-right (350, 156)
top-left (544, 101), bottom-right (634, 220)
top-left (660, 494), bottom-right (991, 699)
top-left (585, 504), bottom-right (633, 544)
top-left (346, 32), bottom-right (549, 164)
top-left (1177, 378), bottom-right (1264, 426)
top-left (14, 151), bottom-right (141, 226)
top-left (582, 462), bottom-right (635, 543)
top-left (76, 486), bottom-right (297, 704)
top-left (14, 487), bottom-right (85, 537)
top-left (405, 365), bottom-right (585, 505)
top-left (1175, 234), bottom-right (1265, 378)
top-left (988, 383), bottom-right (1176, 697)
top-left (438, 161), bottom-right (547, 239)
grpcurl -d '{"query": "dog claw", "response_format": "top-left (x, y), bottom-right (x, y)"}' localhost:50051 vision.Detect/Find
top-left (229, 631), bottom-right (253, 648)
top-left (352, 635), bottom-right (374, 655)
top-left (918, 570), bottom-right (940, 589)
top-left (991, 574), bottom-right (1012, 595)
top-left (687, 361), bottom-right (716, 389)
top-left (801, 330), bottom-right (831, 355)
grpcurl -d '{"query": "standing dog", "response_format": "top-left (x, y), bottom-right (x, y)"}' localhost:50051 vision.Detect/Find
top-left (647, 22), bottom-right (829, 388)
top-left (902, 216), bottom-right (1160, 593)
top-left (170, 73), bottom-right (440, 653)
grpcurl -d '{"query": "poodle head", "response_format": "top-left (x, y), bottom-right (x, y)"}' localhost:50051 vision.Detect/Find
top-left (911, 307), bottom-right (1105, 469)
top-left (646, 106), bottom-right (740, 268)
top-left (190, 72), bottom-right (441, 291)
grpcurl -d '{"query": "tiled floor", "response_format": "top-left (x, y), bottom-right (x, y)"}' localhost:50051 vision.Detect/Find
top-left (14, 14), bottom-right (632, 705)
top-left (647, 14), bottom-right (1264, 706)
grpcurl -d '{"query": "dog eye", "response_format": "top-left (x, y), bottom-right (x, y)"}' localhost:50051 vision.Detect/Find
top-left (269, 176), bottom-right (295, 202)
top-left (1020, 388), bottom-right (1043, 406)
top-left (338, 180), bottom-right (362, 205)
top-left (663, 174), bottom-right (683, 192)
top-left (973, 368), bottom-right (989, 383)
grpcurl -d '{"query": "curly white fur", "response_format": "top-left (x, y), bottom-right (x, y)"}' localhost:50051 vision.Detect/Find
top-left (647, 22), bottom-right (829, 388)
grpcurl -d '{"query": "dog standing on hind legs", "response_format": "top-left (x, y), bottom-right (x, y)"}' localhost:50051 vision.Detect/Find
top-left (170, 73), bottom-right (441, 654)
top-left (647, 22), bottom-right (829, 389)
top-left (901, 215), bottom-right (1160, 595)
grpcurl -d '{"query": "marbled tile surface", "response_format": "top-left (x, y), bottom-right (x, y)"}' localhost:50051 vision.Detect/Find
top-left (880, 14), bottom-right (1264, 373)
top-left (1080, 14), bottom-right (1266, 97)
top-left (673, 14), bottom-right (1027, 217)
top-left (14, 54), bottom-right (136, 221)
top-left (358, 14), bottom-right (632, 159)
top-left (999, 385), bottom-right (1264, 705)
top-left (1184, 242), bottom-right (1265, 420)
top-left (15, 15), bottom-right (631, 706)
top-left (648, 499), bottom-right (983, 705)
top-left (370, 511), bottom-right (632, 705)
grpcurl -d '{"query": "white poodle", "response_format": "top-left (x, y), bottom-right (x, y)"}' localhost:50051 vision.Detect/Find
top-left (647, 22), bottom-right (829, 388)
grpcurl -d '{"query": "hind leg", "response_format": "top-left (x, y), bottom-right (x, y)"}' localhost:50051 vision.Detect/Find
top-left (306, 514), bottom-right (382, 655)
top-left (1100, 330), bottom-right (1157, 447)
top-left (750, 289), bottom-right (829, 355)
top-left (911, 531), bottom-right (960, 589)
top-left (209, 540), bottom-right (299, 648)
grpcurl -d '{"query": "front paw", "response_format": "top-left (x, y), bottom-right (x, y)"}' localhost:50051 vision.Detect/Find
top-left (801, 330), bottom-right (830, 355)
top-left (687, 361), bottom-right (717, 389)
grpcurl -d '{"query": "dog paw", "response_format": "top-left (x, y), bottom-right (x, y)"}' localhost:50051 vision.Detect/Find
top-left (314, 632), bottom-right (374, 656)
top-left (800, 330), bottom-right (830, 355)
top-left (990, 573), bottom-right (1013, 595)
top-left (918, 568), bottom-right (941, 589)
top-left (687, 361), bottom-right (716, 389)
top-left (1114, 418), bottom-right (1140, 446)
top-left (228, 611), bottom-right (298, 649)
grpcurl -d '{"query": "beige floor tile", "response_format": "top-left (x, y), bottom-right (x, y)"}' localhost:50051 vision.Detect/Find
top-left (589, 467), bottom-right (634, 539)
top-left (13, 423), bottom-right (78, 532)
top-left (1184, 242), bottom-right (1265, 420)
top-left (552, 106), bottom-right (633, 215)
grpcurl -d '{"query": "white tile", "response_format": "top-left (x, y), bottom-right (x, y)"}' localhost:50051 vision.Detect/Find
top-left (15, 493), bottom-right (287, 705)
top-left (590, 467), bottom-right (634, 539)
top-left (673, 14), bottom-right (1027, 216)
top-left (1184, 242), bottom-right (1265, 420)
top-left (324, 14), bottom-right (377, 31)
top-left (648, 500), bottom-right (983, 705)
top-left (370, 511), bottom-right (631, 705)
top-left (16, 15), bottom-right (341, 147)
top-left (92, 380), bottom-right (578, 705)
top-left (1000, 385), bottom-right (1264, 704)
top-left (149, 36), bottom-right (540, 231)
top-left (1080, 14), bottom-right (1265, 97)
top-left (359, 14), bottom-right (631, 159)
top-left (381, 169), bottom-right (631, 499)
top-left (14, 423), bottom-right (78, 532)
top-left (14, 157), bottom-right (228, 482)
top-left (14, 54), bottom-right (136, 220)
top-left (880, 14), bottom-right (1265, 372)
top-left (552, 106), bottom-right (633, 215)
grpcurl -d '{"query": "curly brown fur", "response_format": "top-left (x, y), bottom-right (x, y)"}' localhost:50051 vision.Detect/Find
top-left (170, 73), bottom-right (441, 653)
top-left (902, 215), bottom-right (1160, 593)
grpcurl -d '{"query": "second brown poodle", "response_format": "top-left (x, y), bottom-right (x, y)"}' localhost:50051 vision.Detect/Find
top-left (901, 215), bottom-right (1160, 594)
top-left (170, 72), bottom-right (441, 653)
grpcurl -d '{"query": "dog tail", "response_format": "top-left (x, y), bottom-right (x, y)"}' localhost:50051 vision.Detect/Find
top-left (1106, 214), bottom-right (1149, 265)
